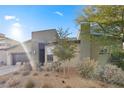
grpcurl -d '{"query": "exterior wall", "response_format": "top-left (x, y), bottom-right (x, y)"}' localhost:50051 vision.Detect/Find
top-left (0, 50), bottom-right (7, 65)
top-left (31, 29), bottom-right (57, 68)
top-left (32, 29), bottom-right (57, 43)
top-left (79, 39), bottom-right (91, 60)
top-left (7, 44), bottom-right (26, 65)
top-left (0, 37), bottom-right (19, 65)
top-left (90, 41), bottom-right (100, 61)
top-left (6, 41), bottom-right (36, 67)
top-left (31, 41), bottom-right (39, 69)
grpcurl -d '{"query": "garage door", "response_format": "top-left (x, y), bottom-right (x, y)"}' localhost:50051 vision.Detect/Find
top-left (12, 53), bottom-right (29, 65)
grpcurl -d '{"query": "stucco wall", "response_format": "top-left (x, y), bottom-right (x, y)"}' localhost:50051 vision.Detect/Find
top-left (79, 39), bottom-right (91, 60)
top-left (7, 44), bottom-right (26, 65)
top-left (32, 29), bottom-right (57, 43)
top-left (0, 50), bottom-right (7, 65)
top-left (31, 29), bottom-right (58, 68)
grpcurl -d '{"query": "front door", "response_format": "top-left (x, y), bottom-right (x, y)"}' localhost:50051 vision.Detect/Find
top-left (39, 43), bottom-right (45, 66)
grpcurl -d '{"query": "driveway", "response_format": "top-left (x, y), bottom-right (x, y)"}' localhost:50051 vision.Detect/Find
top-left (0, 65), bottom-right (20, 76)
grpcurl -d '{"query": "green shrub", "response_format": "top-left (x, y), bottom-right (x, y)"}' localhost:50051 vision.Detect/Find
top-left (25, 80), bottom-right (35, 88)
top-left (111, 51), bottom-right (124, 70)
top-left (97, 64), bottom-right (124, 86)
top-left (113, 62), bottom-right (124, 70)
top-left (78, 58), bottom-right (98, 79)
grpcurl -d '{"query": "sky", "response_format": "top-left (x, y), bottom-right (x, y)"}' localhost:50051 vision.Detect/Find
top-left (0, 5), bottom-right (85, 42)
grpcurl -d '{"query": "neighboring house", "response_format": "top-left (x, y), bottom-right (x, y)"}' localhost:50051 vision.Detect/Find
top-left (0, 33), bottom-right (19, 65)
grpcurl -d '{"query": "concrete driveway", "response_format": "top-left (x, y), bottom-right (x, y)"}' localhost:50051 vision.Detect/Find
top-left (0, 65), bottom-right (20, 76)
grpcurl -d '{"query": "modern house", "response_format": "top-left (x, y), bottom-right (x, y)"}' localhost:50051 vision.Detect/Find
top-left (6, 29), bottom-right (59, 69)
top-left (0, 26), bottom-right (110, 69)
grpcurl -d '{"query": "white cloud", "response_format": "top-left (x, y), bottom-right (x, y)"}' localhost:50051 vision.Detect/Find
top-left (54, 11), bottom-right (64, 16)
top-left (4, 15), bottom-right (19, 22)
top-left (12, 22), bottom-right (21, 27)
top-left (4, 15), bottom-right (16, 20)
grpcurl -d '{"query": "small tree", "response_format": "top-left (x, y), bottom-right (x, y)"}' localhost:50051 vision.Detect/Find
top-left (76, 6), bottom-right (124, 51)
top-left (53, 28), bottom-right (77, 75)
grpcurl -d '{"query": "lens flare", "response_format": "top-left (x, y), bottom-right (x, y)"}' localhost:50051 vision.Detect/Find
top-left (10, 24), bottom-right (34, 69)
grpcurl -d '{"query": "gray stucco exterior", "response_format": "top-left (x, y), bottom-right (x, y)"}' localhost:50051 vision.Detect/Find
top-left (0, 27), bottom-right (110, 69)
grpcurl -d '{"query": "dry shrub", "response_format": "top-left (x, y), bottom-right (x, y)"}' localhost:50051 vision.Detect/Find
top-left (22, 71), bottom-right (30, 76)
top-left (20, 63), bottom-right (32, 72)
top-left (47, 61), bottom-right (62, 72)
top-left (78, 58), bottom-right (98, 79)
top-left (65, 85), bottom-right (72, 88)
top-left (42, 83), bottom-right (53, 88)
top-left (6, 78), bottom-right (20, 87)
top-left (97, 64), bottom-right (124, 86)
top-left (55, 74), bottom-right (59, 77)
top-left (0, 80), bottom-right (6, 84)
top-left (44, 73), bottom-right (49, 77)
top-left (32, 72), bottom-right (38, 76)
top-left (25, 80), bottom-right (35, 88)
top-left (13, 72), bottom-right (20, 75)
top-left (0, 77), bottom-right (8, 84)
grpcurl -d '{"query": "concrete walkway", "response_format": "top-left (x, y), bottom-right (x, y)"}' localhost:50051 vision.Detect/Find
top-left (0, 65), bottom-right (20, 76)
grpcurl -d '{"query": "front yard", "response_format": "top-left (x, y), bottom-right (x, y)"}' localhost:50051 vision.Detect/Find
top-left (0, 66), bottom-right (119, 88)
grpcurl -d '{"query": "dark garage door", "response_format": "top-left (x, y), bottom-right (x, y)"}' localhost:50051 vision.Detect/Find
top-left (12, 53), bottom-right (29, 65)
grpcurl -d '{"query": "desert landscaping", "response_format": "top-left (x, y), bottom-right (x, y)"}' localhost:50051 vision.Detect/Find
top-left (0, 63), bottom-right (120, 88)
top-left (0, 5), bottom-right (124, 88)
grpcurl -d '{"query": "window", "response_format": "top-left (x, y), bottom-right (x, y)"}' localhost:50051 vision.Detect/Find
top-left (47, 55), bottom-right (53, 62)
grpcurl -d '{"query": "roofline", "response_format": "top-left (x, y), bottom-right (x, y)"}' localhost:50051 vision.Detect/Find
top-left (32, 29), bottom-right (57, 33)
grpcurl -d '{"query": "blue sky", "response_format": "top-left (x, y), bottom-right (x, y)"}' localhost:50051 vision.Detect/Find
top-left (0, 5), bottom-right (85, 42)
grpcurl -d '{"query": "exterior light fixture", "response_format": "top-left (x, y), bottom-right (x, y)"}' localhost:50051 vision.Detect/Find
top-left (33, 50), bottom-right (36, 54)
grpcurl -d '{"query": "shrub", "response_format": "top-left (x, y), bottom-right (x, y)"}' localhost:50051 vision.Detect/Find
top-left (22, 71), bottom-right (30, 76)
top-left (25, 80), bottom-right (35, 88)
top-left (97, 64), bottom-right (124, 86)
top-left (44, 73), bottom-right (49, 77)
top-left (111, 51), bottom-right (124, 70)
top-left (6, 78), bottom-right (20, 87)
top-left (13, 72), bottom-right (20, 75)
top-left (20, 63), bottom-right (32, 72)
top-left (32, 72), bottom-right (38, 76)
top-left (65, 85), bottom-right (72, 88)
top-left (0, 80), bottom-right (6, 84)
top-left (45, 61), bottom-right (63, 72)
top-left (50, 61), bottom-right (62, 72)
top-left (113, 61), bottom-right (124, 70)
top-left (42, 83), bottom-right (53, 88)
top-left (78, 58), bottom-right (98, 79)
